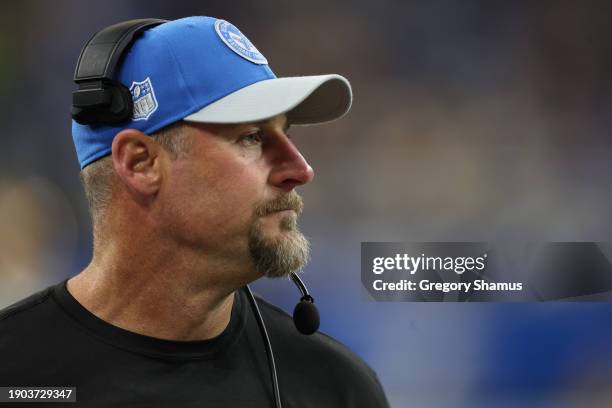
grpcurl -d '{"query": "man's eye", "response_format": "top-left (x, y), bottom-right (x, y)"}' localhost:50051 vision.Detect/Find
top-left (239, 131), bottom-right (263, 145)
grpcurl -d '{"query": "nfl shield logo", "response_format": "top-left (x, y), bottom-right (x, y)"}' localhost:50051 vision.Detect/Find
top-left (129, 77), bottom-right (158, 121)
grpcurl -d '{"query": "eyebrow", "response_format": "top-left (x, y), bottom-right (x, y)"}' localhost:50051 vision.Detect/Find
top-left (254, 117), bottom-right (291, 132)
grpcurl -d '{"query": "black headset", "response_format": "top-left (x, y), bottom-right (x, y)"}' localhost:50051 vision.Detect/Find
top-left (72, 19), bottom-right (320, 408)
top-left (72, 18), bottom-right (167, 125)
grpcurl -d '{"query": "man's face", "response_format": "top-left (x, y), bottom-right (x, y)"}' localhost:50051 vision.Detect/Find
top-left (158, 114), bottom-right (314, 279)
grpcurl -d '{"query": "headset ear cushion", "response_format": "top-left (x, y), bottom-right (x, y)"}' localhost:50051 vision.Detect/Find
top-left (109, 85), bottom-right (134, 121)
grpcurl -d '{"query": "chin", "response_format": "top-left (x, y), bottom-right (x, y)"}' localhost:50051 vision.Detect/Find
top-left (256, 229), bottom-right (297, 248)
top-left (248, 217), bottom-right (310, 279)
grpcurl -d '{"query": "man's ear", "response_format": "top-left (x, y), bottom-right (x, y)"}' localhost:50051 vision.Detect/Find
top-left (111, 129), bottom-right (163, 197)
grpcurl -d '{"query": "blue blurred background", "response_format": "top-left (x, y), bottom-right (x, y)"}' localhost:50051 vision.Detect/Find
top-left (2, 0), bottom-right (612, 406)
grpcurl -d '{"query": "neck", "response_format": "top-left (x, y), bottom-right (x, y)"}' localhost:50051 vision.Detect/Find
top-left (68, 229), bottom-right (257, 341)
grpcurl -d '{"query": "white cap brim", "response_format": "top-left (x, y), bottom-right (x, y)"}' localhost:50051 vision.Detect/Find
top-left (183, 74), bottom-right (352, 125)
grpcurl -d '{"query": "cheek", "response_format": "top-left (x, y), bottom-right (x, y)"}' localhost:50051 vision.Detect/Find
top-left (159, 155), bottom-right (267, 245)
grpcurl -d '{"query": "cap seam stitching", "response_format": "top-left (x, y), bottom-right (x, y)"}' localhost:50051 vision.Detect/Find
top-left (158, 29), bottom-right (197, 109)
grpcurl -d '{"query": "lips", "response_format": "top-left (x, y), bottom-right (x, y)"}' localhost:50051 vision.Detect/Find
top-left (254, 191), bottom-right (304, 218)
top-left (266, 208), bottom-right (295, 215)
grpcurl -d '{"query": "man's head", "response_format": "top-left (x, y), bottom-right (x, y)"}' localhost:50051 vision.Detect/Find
top-left (81, 113), bottom-right (312, 278)
top-left (73, 16), bottom-right (352, 279)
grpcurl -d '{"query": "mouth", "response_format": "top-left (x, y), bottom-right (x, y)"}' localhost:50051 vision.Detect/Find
top-left (254, 192), bottom-right (304, 219)
top-left (264, 209), bottom-right (296, 216)
top-left (255, 208), bottom-right (297, 234)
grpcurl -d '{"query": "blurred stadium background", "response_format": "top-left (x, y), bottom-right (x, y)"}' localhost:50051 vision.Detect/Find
top-left (2, 0), bottom-right (612, 406)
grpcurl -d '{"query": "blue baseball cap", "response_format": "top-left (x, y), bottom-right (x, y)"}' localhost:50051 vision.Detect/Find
top-left (72, 16), bottom-right (353, 169)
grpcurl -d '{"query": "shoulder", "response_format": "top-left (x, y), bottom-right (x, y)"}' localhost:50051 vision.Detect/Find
top-left (0, 283), bottom-right (69, 353)
top-left (254, 294), bottom-right (389, 407)
top-left (0, 285), bottom-right (61, 378)
top-left (0, 285), bottom-right (55, 326)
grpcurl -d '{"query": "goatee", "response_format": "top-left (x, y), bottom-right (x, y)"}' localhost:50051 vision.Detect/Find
top-left (248, 191), bottom-right (310, 278)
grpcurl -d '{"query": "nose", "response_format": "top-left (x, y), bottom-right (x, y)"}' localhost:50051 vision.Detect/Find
top-left (267, 135), bottom-right (315, 192)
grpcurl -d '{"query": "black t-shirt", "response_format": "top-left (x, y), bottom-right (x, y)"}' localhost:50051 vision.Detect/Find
top-left (0, 280), bottom-right (389, 407)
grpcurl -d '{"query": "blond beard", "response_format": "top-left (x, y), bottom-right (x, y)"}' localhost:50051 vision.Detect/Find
top-left (248, 191), bottom-right (310, 278)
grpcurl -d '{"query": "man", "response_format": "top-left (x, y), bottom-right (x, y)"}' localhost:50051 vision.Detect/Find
top-left (0, 16), bottom-right (389, 407)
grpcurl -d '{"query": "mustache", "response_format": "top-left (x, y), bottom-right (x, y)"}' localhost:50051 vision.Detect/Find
top-left (254, 191), bottom-right (304, 217)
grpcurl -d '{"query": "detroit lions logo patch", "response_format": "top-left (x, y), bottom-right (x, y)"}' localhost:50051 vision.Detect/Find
top-left (129, 77), bottom-right (158, 121)
top-left (214, 19), bottom-right (268, 65)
